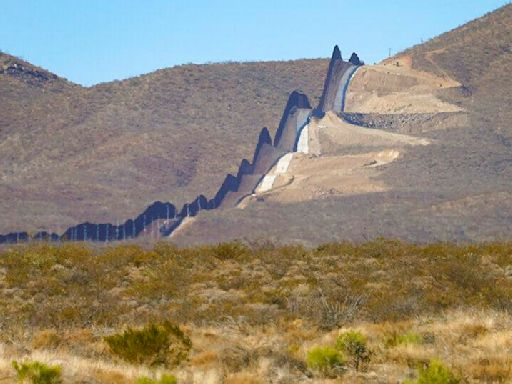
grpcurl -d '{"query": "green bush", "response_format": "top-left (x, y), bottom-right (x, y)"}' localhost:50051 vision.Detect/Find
top-left (405, 359), bottom-right (460, 384)
top-left (306, 346), bottom-right (345, 377)
top-left (12, 360), bottom-right (62, 384)
top-left (335, 330), bottom-right (371, 370)
top-left (104, 321), bottom-right (191, 368)
top-left (385, 331), bottom-right (423, 347)
top-left (135, 374), bottom-right (177, 384)
top-left (417, 360), bottom-right (460, 384)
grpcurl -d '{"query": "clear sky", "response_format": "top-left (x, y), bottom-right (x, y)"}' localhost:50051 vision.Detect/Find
top-left (0, 0), bottom-right (508, 86)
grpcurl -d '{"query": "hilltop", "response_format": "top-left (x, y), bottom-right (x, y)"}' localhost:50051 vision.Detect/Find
top-left (403, 3), bottom-right (512, 140)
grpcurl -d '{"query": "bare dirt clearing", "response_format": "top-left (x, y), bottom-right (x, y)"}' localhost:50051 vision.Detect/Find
top-left (345, 56), bottom-right (463, 114)
top-left (317, 112), bottom-right (430, 152)
top-left (261, 151), bottom-right (399, 203)
top-left (248, 112), bottom-right (429, 204)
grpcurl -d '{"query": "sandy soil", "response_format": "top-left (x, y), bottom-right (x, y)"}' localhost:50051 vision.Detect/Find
top-left (261, 150), bottom-right (400, 203)
top-left (345, 55), bottom-right (463, 114)
top-left (247, 112), bottom-right (428, 204)
top-left (255, 153), bottom-right (294, 193)
top-left (168, 216), bottom-right (195, 239)
top-left (317, 112), bottom-right (431, 151)
top-left (307, 121), bottom-right (322, 155)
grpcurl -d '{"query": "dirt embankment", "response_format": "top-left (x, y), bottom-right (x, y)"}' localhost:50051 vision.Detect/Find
top-left (345, 56), bottom-right (463, 114)
top-left (243, 56), bottom-right (463, 207)
top-left (245, 112), bottom-right (429, 205)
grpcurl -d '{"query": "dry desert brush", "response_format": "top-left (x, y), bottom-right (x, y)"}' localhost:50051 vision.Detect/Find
top-left (104, 321), bottom-right (191, 368)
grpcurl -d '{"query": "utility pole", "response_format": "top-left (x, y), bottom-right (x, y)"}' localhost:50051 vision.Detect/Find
top-left (388, 48), bottom-right (392, 58)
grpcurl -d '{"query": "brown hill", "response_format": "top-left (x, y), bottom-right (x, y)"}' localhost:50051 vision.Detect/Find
top-left (402, 3), bottom-right (512, 140)
top-left (0, 53), bottom-right (328, 233)
top-left (173, 4), bottom-right (512, 245)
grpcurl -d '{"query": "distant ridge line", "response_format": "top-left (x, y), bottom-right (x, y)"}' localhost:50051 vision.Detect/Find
top-left (0, 46), bottom-right (362, 244)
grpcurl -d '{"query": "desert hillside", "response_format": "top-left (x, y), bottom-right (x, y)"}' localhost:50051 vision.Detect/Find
top-left (402, 3), bottom-right (512, 140)
top-left (0, 53), bottom-right (328, 233)
top-left (173, 4), bottom-right (512, 245)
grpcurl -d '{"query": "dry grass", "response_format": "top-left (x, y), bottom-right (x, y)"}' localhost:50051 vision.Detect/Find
top-left (1, 309), bottom-right (511, 383)
top-left (2, 240), bottom-right (511, 329)
top-left (0, 240), bottom-right (512, 382)
top-left (0, 347), bottom-right (168, 383)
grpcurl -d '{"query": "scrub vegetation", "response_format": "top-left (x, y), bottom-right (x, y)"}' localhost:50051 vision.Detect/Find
top-left (0, 53), bottom-right (328, 234)
top-left (1, 240), bottom-right (511, 382)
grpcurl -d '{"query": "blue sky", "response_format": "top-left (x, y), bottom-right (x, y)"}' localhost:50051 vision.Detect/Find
top-left (0, 0), bottom-right (508, 86)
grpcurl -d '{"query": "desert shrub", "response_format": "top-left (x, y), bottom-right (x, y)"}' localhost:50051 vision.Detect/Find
top-left (355, 238), bottom-right (407, 259)
top-left (314, 241), bottom-right (353, 256)
top-left (99, 244), bottom-right (155, 269)
top-left (3, 240), bottom-right (512, 339)
top-left (306, 346), bottom-right (345, 377)
top-left (104, 321), bottom-right (191, 368)
top-left (317, 293), bottom-right (366, 330)
top-left (335, 331), bottom-right (371, 370)
top-left (153, 242), bottom-right (179, 258)
top-left (12, 360), bottom-right (62, 384)
top-left (221, 344), bottom-right (254, 372)
top-left (398, 331), bottom-right (422, 346)
top-left (31, 330), bottom-right (60, 350)
top-left (385, 330), bottom-right (423, 347)
top-left (135, 374), bottom-right (177, 384)
top-left (409, 359), bottom-right (460, 384)
top-left (417, 359), bottom-right (460, 384)
top-left (210, 242), bottom-right (250, 261)
top-left (126, 259), bottom-right (185, 300)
